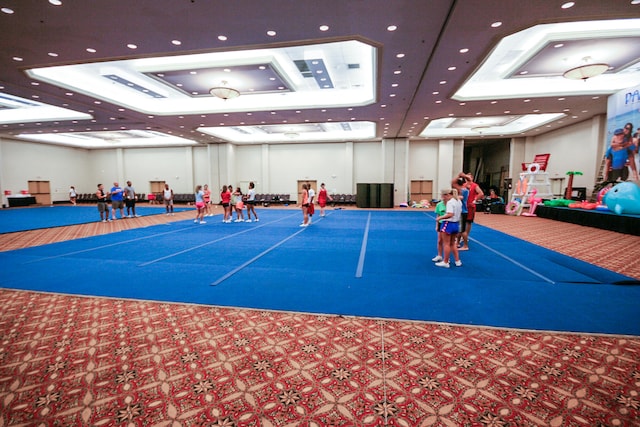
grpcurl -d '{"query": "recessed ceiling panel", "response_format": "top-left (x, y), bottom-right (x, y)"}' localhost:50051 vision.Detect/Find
top-left (0, 93), bottom-right (92, 125)
top-left (25, 39), bottom-right (377, 115)
top-left (149, 64), bottom-right (291, 96)
top-left (454, 19), bottom-right (640, 101)
top-left (15, 130), bottom-right (197, 149)
top-left (420, 114), bottom-right (566, 138)
top-left (510, 37), bottom-right (640, 78)
top-left (198, 121), bottom-right (376, 144)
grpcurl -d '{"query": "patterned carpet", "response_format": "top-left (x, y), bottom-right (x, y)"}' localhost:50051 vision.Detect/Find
top-left (1, 289), bottom-right (639, 426)
top-left (0, 206), bottom-right (639, 425)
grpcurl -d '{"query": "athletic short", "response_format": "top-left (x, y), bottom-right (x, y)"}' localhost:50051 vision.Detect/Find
top-left (459, 214), bottom-right (468, 233)
top-left (609, 168), bottom-right (628, 182)
top-left (467, 206), bottom-right (476, 222)
top-left (125, 199), bottom-right (135, 208)
top-left (440, 221), bottom-right (459, 235)
top-left (437, 222), bottom-right (445, 232)
top-left (246, 200), bottom-right (256, 205)
top-left (164, 199), bottom-right (173, 206)
top-left (112, 200), bottom-right (124, 209)
top-left (97, 202), bottom-right (108, 213)
top-left (222, 202), bottom-right (229, 207)
top-left (195, 201), bottom-right (205, 209)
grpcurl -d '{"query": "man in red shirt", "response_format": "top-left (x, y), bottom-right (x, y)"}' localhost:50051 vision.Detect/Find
top-left (460, 173), bottom-right (484, 251)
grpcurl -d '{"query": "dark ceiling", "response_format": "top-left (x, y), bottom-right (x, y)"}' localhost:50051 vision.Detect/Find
top-left (1, 0), bottom-right (639, 146)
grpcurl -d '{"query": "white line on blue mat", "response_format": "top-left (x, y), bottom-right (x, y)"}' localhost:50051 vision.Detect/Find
top-left (140, 213), bottom-right (298, 267)
top-left (470, 237), bottom-right (556, 284)
top-left (355, 212), bottom-right (372, 278)
top-left (211, 224), bottom-right (308, 286)
top-left (23, 225), bottom-right (190, 264)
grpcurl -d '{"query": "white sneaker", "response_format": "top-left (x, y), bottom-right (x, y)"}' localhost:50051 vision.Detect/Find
top-left (300, 223), bottom-right (308, 227)
top-left (200, 220), bottom-right (207, 224)
top-left (170, 213), bottom-right (174, 216)
top-left (455, 260), bottom-right (463, 267)
top-left (194, 219), bottom-right (198, 223)
top-left (435, 261), bottom-right (450, 268)
top-left (254, 218), bottom-right (259, 222)
top-left (431, 255), bottom-right (443, 262)
top-left (245, 219), bottom-right (252, 223)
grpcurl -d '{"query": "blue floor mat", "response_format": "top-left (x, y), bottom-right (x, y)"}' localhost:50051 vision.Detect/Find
top-left (1, 209), bottom-right (638, 335)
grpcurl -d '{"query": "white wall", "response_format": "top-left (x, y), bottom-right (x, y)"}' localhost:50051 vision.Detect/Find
top-left (518, 115), bottom-right (605, 197)
top-left (1, 117), bottom-right (605, 206)
top-left (0, 139), bottom-right (91, 205)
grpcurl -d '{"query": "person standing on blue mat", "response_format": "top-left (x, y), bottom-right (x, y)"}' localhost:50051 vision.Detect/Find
top-left (110, 182), bottom-right (125, 220)
top-left (245, 181), bottom-right (259, 222)
top-left (194, 185), bottom-right (206, 224)
top-left (163, 183), bottom-right (174, 216)
top-left (431, 191), bottom-right (447, 263)
top-left (124, 180), bottom-right (139, 218)
top-left (452, 174), bottom-right (468, 250)
top-left (96, 183), bottom-right (110, 223)
top-left (434, 188), bottom-right (462, 268)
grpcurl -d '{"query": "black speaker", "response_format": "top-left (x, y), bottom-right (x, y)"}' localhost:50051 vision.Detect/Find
top-left (356, 183), bottom-right (370, 208)
top-left (369, 183), bottom-right (381, 208)
top-left (379, 183), bottom-right (394, 208)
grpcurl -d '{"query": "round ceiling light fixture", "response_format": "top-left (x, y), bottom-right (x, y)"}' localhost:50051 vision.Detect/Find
top-left (209, 81), bottom-right (240, 100)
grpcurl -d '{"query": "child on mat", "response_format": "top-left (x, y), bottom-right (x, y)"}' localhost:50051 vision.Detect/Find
top-left (434, 188), bottom-right (462, 268)
top-left (233, 187), bottom-right (244, 222)
top-left (431, 191), bottom-right (447, 263)
top-left (194, 185), bottom-right (206, 224)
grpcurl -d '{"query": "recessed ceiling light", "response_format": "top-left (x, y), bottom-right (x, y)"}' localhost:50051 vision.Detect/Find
top-left (459, 48), bottom-right (469, 53)
top-left (632, 0), bottom-right (640, 4)
top-left (1, 7), bottom-right (14, 14)
top-left (396, 53), bottom-right (405, 58)
top-left (439, 81), bottom-right (447, 85)
top-left (48, 52), bottom-right (58, 57)
top-left (86, 48), bottom-right (96, 53)
top-left (491, 22), bottom-right (502, 28)
top-left (319, 25), bottom-right (329, 31)
top-left (561, 2), bottom-right (575, 9)
top-left (554, 43), bottom-right (564, 48)
top-left (218, 35), bottom-right (227, 41)
top-left (448, 66), bottom-right (456, 71)
top-left (127, 44), bottom-right (137, 49)
top-left (171, 40), bottom-right (182, 46)
top-left (432, 91), bottom-right (439, 95)
top-left (13, 57), bottom-right (23, 61)
top-left (266, 30), bottom-right (276, 36)
top-left (391, 83), bottom-right (398, 87)
top-left (387, 25), bottom-right (397, 31)
top-left (49, 0), bottom-right (62, 5)
top-left (393, 70), bottom-right (401, 75)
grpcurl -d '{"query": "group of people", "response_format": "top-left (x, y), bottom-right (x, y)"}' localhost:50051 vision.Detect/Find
top-left (432, 172), bottom-right (484, 268)
top-left (604, 123), bottom-right (640, 183)
top-left (193, 182), bottom-right (260, 225)
top-left (95, 181), bottom-right (140, 222)
top-left (299, 182), bottom-right (332, 227)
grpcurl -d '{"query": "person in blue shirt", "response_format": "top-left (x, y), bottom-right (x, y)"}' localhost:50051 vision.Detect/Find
top-left (110, 182), bottom-right (125, 220)
top-left (605, 128), bottom-right (638, 182)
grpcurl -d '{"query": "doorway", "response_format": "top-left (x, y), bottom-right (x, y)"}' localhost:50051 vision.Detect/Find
top-left (28, 180), bottom-right (51, 205)
top-left (297, 180), bottom-right (317, 203)
top-left (410, 180), bottom-right (433, 203)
